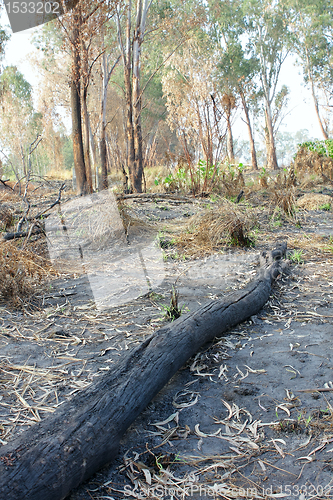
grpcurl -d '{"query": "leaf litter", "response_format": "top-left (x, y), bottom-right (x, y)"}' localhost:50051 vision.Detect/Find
top-left (2, 191), bottom-right (333, 498)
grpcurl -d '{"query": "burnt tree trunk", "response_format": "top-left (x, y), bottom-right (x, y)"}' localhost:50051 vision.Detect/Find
top-left (71, 9), bottom-right (87, 196)
top-left (226, 111), bottom-right (234, 164)
top-left (0, 243), bottom-right (289, 500)
top-left (239, 85), bottom-right (258, 170)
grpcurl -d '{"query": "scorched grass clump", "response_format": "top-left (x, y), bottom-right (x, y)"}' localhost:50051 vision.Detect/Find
top-left (176, 198), bottom-right (257, 257)
top-left (0, 240), bottom-right (54, 308)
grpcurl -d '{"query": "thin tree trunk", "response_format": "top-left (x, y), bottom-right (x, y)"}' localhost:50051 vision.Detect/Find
top-left (105, 133), bottom-right (113, 172)
top-left (100, 128), bottom-right (108, 190)
top-left (71, 10), bottom-right (87, 196)
top-left (264, 104), bottom-right (278, 169)
top-left (88, 118), bottom-right (97, 190)
top-left (100, 32), bottom-right (109, 190)
top-left (82, 92), bottom-right (93, 192)
top-left (132, 0), bottom-right (146, 193)
top-left (100, 26), bottom-right (120, 191)
top-left (305, 49), bottom-right (329, 140)
top-left (258, 29), bottom-right (278, 170)
top-left (117, 2), bottom-right (135, 192)
top-left (100, 128), bottom-right (107, 191)
top-left (80, 35), bottom-right (93, 193)
top-left (20, 144), bottom-right (27, 176)
top-left (239, 85), bottom-right (258, 170)
top-left (226, 111), bottom-right (234, 163)
top-left (117, 0), bottom-right (150, 193)
top-left (261, 69), bottom-right (278, 170)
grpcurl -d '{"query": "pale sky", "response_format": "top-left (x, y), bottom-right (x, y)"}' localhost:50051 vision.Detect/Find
top-left (0, 8), bottom-right (324, 142)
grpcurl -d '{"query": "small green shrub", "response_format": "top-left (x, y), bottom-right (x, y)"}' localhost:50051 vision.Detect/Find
top-left (162, 286), bottom-right (185, 321)
top-left (289, 249), bottom-right (304, 264)
top-left (298, 139), bottom-right (333, 159)
top-left (319, 203), bottom-right (331, 211)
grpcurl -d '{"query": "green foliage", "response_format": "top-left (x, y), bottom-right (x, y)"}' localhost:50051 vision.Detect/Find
top-left (224, 162), bottom-right (244, 181)
top-left (32, 21), bottom-right (65, 56)
top-left (0, 66), bottom-right (33, 108)
top-left (161, 286), bottom-right (185, 321)
top-left (289, 0), bottom-right (333, 100)
top-left (319, 203), bottom-right (331, 211)
top-left (289, 249), bottom-right (304, 264)
top-left (298, 139), bottom-right (333, 159)
top-left (259, 167), bottom-right (266, 179)
top-left (155, 160), bottom-right (222, 193)
top-left (0, 26), bottom-right (9, 64)
top-left (305, 414), bottom-right (313, 427)
top-left (270, 208), bottom-right (282, 228)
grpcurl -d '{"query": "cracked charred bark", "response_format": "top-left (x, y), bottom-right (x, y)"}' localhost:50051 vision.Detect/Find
top-left (0, 243), bottom-right (288, 500)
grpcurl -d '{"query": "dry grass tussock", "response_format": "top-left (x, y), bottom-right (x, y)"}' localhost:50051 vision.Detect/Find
top-left (0, 186), bottom-right (22, 206)
top-left (295, 147), bottom-right (333, 182)
top-left (299, 174), bottom-right (323, 190)
top-left (273, 188), bottom-right (296, 217)
top-left (219, 171), bottom-right (245, 197)
top-left (45, 168), bottom-right (72, 181)
top-left (0, 240), bottom-right (56, 308)
top-left (296, 193), bottom-right (332, 210)
top-left (288, 233), bottom-right (333, 255)
top-left (0, 203), bottom-right (14, 231)
top-left (266, 168), bottom-right (298, 218)
top-left (175, 198), bottom-right (257, 257)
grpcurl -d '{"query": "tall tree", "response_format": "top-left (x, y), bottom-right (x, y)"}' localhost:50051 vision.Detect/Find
top-left (0, 66), bottom-right (41, 177)
top-left (115, 0), bottom-right (201, 192)
top-left (57, 0), bottom-right (117, 194)
top-left (244, 0), bottom-right (290, 169)
top-left (162, 41), bottom-right (227, 192)
top-left (100, 25), bottom-right (120, 190)
top-left (116, 0), bottom-right (153, 193)
top-left (208, 0), bottom-right (260, 169)
top-left (287, 0), bottom-right (333, 139)
top-left (0, 1), bottom-right (10, 180)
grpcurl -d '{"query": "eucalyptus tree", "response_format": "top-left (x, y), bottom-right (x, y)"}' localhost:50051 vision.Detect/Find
top-left (99, 26), bottom-right (120, 190)
top-left (243, 0), bottom-right (291, 170)
top-left (207, 0), bottom-right (260, 169)
top-left (0, 3), bottom-right (10, 179)
top-left (38, 0), bottom-right (119, 195)
top-left (115, 0), bottom-right (153, 193)
top-left (287, 0), bottom-right (333, 139)
top-left (0, 66), bottom-right (42, 177)
top-left (63, 0), bottom-right (105, 194)
top-left (115, 0), bottom-right (203, 192)
top-left (162, 39), bottom-right (228, 193)
top-left (215, 40), bottom-right (259, 167)
top-left (0, 2), bottom-right (9, 68)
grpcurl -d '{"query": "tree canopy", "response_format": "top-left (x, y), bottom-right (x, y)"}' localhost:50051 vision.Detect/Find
top-left (0, 0), bottom-right (332, 191)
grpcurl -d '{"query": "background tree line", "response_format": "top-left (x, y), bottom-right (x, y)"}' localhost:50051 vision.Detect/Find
top-left (0, 0), bottom-right (332, 194)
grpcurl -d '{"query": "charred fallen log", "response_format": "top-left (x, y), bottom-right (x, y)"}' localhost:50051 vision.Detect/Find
top-left (0, 242), bottom-right (288, 500)
top-left (2, 228), bottom-right (43, 241)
